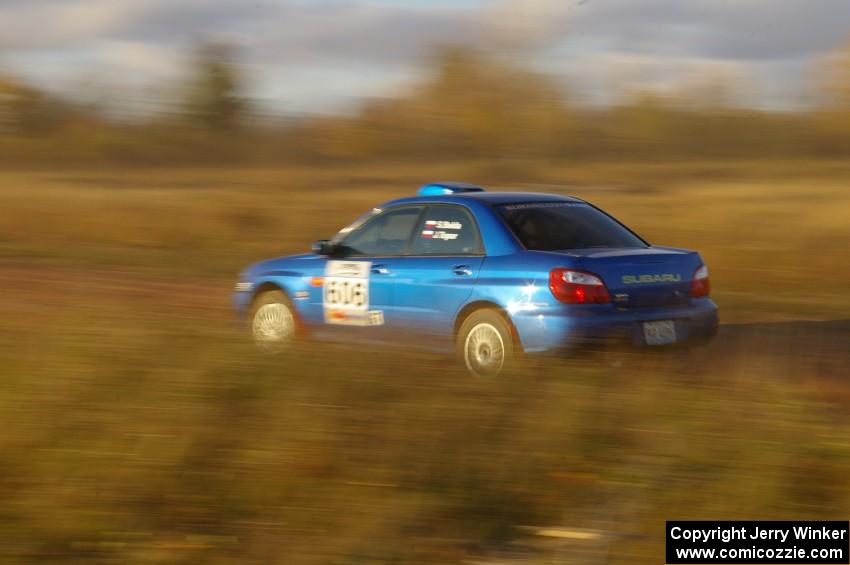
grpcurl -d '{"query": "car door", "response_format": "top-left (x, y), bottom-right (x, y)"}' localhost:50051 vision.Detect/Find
top-left (310, 205), bottom-right (424, 343)
top-left (389, 204), bottom-right (484, 344)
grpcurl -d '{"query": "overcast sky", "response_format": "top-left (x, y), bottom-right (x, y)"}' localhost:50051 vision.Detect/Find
top-left (2, 0), bottom-right (850, 115)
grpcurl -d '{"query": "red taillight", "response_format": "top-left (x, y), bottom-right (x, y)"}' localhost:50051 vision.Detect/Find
top-left (690, 264), bottom-right (710, 297)
top-left (549, 268), bottom-right (611, 304)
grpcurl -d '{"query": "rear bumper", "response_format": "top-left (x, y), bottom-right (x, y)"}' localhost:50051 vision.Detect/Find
top-left (511, 298), bottom-right (718, 354)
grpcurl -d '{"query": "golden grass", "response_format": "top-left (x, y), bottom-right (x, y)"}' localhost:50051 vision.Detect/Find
top-left (0, 160), bottom-right (848, 563)
top-left (1, 159), bottom-right (848, 320)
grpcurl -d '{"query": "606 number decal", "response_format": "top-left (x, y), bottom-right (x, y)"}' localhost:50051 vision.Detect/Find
top-left (323, 260), bottom-right (373, 326)
top-left (324, 279), bottom-right (367, 307)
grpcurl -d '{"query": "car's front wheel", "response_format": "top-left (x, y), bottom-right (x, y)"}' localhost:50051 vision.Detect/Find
top-left (251, 290), bottom-right (296, 354)
top-left (457, 309), bottom-right (516, 378)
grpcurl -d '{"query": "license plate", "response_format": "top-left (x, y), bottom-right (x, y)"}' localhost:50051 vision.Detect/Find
top-left (643, 320), bottom-right (677, 345)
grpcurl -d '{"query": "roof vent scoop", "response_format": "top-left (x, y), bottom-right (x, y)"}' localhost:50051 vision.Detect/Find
top-left (417, 182), bottom-right (486, 196)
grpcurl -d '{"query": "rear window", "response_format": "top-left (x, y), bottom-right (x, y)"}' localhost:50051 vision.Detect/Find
top-left (497, 202), bottom-right (647, 251)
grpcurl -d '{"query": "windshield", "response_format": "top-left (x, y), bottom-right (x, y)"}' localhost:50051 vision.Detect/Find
top-left (330, 208), bottom-right (382, 245)
top-left (497, 202), bottom-right (647, 251)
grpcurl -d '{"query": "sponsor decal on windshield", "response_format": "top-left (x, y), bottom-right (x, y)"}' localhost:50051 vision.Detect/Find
top-left (502, 202), bottom-right (587, 210)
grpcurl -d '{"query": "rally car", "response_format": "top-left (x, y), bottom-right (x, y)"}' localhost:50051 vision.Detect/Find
top-left (234, 182), bottom-right (718, 377)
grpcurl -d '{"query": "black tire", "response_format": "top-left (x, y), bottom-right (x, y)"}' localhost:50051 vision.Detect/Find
top-left (456, 309), bottom-right (516, 378)
top-left (250, 290), bottom-right (297, 354)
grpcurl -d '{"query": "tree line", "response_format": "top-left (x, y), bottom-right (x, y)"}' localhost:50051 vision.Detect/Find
top-left (3, 42), bottom-right (850, 166)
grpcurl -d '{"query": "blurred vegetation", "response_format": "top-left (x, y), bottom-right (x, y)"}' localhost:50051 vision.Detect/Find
top-left (6, 41), bottom-right (850, 165)
top-left (1, 38), bottom-right (850, 565)
top-left (0, 159), bottom-right (849, 562)
top-left (0, 262), bottom-right (848, 564)
top-left (181, 42), bottom-right (247, 133)
top-left (1, 161), bottom-right (848, 323)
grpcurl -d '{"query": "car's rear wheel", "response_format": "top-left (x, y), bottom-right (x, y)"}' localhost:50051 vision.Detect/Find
top-left (251, 290), bottom-right (296, 354)
top-left (457, 309), bottom-right (515, 378)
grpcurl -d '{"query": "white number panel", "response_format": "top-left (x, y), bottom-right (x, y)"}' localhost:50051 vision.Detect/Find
top-left (323, 260), bottom-right (382, 326)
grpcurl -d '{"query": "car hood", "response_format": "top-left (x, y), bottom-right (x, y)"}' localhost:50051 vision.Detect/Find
top-left (243, 253), bottom-right (318, 279)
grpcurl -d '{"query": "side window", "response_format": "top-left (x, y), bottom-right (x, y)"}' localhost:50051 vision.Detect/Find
top-left (342, 206), bottom-right (422, 256)
top-left (410, 206), bottom-right (482, 256)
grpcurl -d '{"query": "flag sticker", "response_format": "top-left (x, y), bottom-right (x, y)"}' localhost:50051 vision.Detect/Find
top-left (424, 220), bottom-right (462, 230)
top-left (421, 219), bottom-right (462, 240)
top-left (421, 230), bottom-right (458, 240)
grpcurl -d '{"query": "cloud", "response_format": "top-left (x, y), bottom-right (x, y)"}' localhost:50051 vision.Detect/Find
top-left (547, 50), bottom-right (764, 106)
top-left (0, 0), bottom-right (159, 50)
top-left (0, 0), bottom-right (848, 113)
top-left (486, 0), bottom-right (850, 108)
top-left (4, 0), bottom-right (849, 63)
top-left (249, 3), bottom-right (485, 65)
top-left (97, 40), bottom-right (186, 77)
top-left (517, 0), bottom-right (850, 61)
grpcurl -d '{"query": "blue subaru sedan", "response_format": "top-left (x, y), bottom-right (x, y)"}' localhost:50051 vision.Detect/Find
top-left (234, 182), bottom-right (718, 377)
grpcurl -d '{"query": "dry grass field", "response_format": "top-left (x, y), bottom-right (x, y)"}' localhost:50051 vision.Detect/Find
top-left (0, 160), bottom-right (848, 564)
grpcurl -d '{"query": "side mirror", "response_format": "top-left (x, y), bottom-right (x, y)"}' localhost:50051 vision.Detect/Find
top-left (312, 239), bottom-right (334, 255)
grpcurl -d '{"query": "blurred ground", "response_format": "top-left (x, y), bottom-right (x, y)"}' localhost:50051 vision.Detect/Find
top-left (0, 161), bottom-right (849, 564)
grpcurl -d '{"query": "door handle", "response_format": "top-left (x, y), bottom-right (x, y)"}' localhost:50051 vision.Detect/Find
top-left (371, 264), bottom-right (389, 275)
top-left (452, 264), bottom-right (472, 276)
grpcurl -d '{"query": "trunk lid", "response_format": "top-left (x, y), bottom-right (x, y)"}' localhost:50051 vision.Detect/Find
top-left (570, 246), bottom-right (700, 309)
